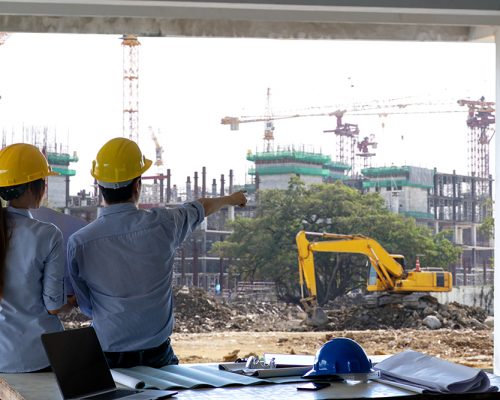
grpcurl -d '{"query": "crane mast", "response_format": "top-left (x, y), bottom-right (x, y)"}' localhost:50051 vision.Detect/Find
top-left (457, 97), bottom-right (495, 194)
top-left (263, 87), bottom-right (275, 152)
top-left (122, 34), bottom-right (140, 144)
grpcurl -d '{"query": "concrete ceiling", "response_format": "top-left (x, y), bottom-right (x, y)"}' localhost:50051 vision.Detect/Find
top-left (0, 1), bottom-right (498, 41)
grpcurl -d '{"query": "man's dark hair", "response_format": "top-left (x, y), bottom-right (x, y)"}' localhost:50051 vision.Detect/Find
top-left (100, 177), bottom-right (140, 204)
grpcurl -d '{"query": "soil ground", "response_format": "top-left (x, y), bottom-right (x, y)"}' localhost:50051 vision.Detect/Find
top-left (172, 329), bottom-right (493, 369)
top-left (61, 287), bottom-right (493, 370)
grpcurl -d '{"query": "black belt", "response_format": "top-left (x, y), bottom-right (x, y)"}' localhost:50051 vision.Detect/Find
top-left (104, 337), bottom-right (171, 365)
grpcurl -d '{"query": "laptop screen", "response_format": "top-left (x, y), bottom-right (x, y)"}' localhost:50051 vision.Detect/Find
top-left (42, 327), bottom-right (116, 399)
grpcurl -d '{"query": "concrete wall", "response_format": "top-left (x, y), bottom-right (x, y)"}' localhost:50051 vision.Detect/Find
top-left (376, 186), bottom-right (428, 214)
top-left (435, 285), bottom-right (494, 315)
top-left (406, 186), bottom-right (428, 213)
top-left (47, 176), bottom-right (67, 209)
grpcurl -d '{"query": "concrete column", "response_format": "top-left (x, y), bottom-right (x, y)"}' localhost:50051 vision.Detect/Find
top-left (454, 225), bottom-right (463, 245)
top-left (166, 169), bottom-right (171, 203)
top-left (494, 29), bottom-right (500, 375)
top-left (202, 167), bottom-right (207, 197)
top-left (159, 173), bottom-right (164, 204)
top-left (228, 205), bottom-right (235, 221)
top-left (194, 171), bottom-right (199, 199)
top-left (186, 176), bottom-right (192, 201)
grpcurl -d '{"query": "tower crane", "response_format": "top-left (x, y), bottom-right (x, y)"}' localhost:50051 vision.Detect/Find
top-left (457, 97), bottom-right (495, 191)
top-left (221, 97), bottom-right (462, 175)
top-left (357, 134), bottom-right (378, 168)
top-left (149, 126), bottom-right (164, 167)
top-left (221, 97), bottom-right (461, 129)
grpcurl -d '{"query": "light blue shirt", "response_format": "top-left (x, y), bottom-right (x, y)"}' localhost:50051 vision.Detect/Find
top-left (68, 201), bottom-right (204, 352)
top-left (0, 207), bottom-right (65, 372)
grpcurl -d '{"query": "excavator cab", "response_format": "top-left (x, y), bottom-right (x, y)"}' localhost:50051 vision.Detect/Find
top-left (367, 254), bottom-right (406, 290)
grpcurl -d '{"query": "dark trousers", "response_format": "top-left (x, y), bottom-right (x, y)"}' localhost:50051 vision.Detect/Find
top-left (104, 337), bottom-right (179, 369)
top-left (31, 366), bottom-right (52, 373)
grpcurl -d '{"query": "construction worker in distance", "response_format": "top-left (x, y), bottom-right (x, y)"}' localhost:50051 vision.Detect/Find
top-left (68, 137), bottom-right (247, 369)
top-left (0, 143), bottom-right (66, 373)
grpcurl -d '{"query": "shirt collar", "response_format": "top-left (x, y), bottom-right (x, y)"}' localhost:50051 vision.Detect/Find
top-left (98, 202), bottom-right (138, 218)
top-left (6, 206), bottom-right (33, 219)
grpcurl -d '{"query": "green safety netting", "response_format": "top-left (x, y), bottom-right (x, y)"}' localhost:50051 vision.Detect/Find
top-left (362, 179), bottom-right (433, 189)
top-left (47, 152), bottom-right (79, 165)
top-left (52, 167), bottom-right (76, 176)
top-left (248, 165), bottom-right (328, 177)
top-left (246, 150), bottom-right (331, 164)
top-left (361, 166), bottom-right (411, 177)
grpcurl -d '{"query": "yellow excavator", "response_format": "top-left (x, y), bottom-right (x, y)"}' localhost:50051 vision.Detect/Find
top-left (296, 230), bottom-right (453, 326)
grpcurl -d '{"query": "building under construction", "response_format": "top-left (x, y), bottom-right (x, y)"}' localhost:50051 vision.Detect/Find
top-left (46, 150), bottom-right (79, 208)
top-left (247, 145), bottom-right (350, 190)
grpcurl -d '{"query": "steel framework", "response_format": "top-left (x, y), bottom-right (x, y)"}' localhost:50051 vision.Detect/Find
top-left (122, 34), bottom-right (140, 143)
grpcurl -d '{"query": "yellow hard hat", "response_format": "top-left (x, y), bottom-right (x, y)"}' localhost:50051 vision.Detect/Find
top-left (91, 137), bottom-right (152, 186)
top-left (0, 143), bottom-right (58, 187)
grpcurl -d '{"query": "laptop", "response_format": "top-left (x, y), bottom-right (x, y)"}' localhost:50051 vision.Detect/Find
top-left (41, 327), bottom-right (178, 400)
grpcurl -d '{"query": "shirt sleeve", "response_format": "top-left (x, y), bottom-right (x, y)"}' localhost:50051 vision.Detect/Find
top-left (42, 227), bottom-right (65, 311)
top-left (171, 201), bottom-right (205, 248)
top-left (67, 236), bottom-right (93, 317)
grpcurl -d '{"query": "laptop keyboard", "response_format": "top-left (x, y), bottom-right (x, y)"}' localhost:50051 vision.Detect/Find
top-left (85, 388), bottom-right (142, 399)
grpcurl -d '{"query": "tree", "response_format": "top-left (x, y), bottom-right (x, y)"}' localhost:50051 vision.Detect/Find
top-left (421, 230), bottom-right (462, 271)
top-left (214, 178), bottom-right (461, 304)
top-left (478, 198), bottom-right (494, 241)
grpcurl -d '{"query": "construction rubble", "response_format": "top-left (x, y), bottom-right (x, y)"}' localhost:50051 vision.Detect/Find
top-left (60, 286), bottom-right (490, 333)
top-left (172, 286), bottom-right (490, 333)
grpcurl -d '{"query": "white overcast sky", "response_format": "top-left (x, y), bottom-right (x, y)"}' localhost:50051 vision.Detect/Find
top-left (0, 33), bottom-right (495, 195)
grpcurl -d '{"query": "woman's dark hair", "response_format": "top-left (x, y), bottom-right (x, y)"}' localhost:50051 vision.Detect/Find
top-left (100, 177), bottom-right (140, 204)
top-left (0, 178), bottom-right (44, 299)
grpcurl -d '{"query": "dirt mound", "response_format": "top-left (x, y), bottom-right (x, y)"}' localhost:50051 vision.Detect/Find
top-left (173, 286), bottom-right (303, 333)
top-left (322, 296), bottom-right (489, 331)
top-left (172, 287), bottom-right (489, 333)
top-left (60, 286), bottom-right (489, 333)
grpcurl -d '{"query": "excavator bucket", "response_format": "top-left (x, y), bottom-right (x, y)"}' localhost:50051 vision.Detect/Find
top-left (300, 296), bottom-right (329, 327)
top-left (304, 306), bottom-right (329, 327)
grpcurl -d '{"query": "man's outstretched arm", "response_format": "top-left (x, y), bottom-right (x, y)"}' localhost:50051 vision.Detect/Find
top-left (197, 191), bottom-right (247, 217)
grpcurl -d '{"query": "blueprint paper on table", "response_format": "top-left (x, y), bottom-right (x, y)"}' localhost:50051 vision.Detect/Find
top-left (112, 364), bottom-right (306, 390)
top-left (374, 350), bottom-right (497, 394)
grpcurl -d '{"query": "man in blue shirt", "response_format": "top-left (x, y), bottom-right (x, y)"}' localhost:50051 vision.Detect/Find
top-left (68, 138), bottom-right (246, 368)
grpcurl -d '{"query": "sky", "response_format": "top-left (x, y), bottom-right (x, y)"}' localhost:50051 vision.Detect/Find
top-left (0, 33), bottom-right (495, 195)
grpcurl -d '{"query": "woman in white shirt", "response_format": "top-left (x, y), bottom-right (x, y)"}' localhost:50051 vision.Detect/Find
top-left (0, 143), bottom-right (65, 372)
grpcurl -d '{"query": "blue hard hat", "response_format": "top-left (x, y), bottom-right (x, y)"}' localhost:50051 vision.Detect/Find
top-left (303, 338), bottom-right (373, 378)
